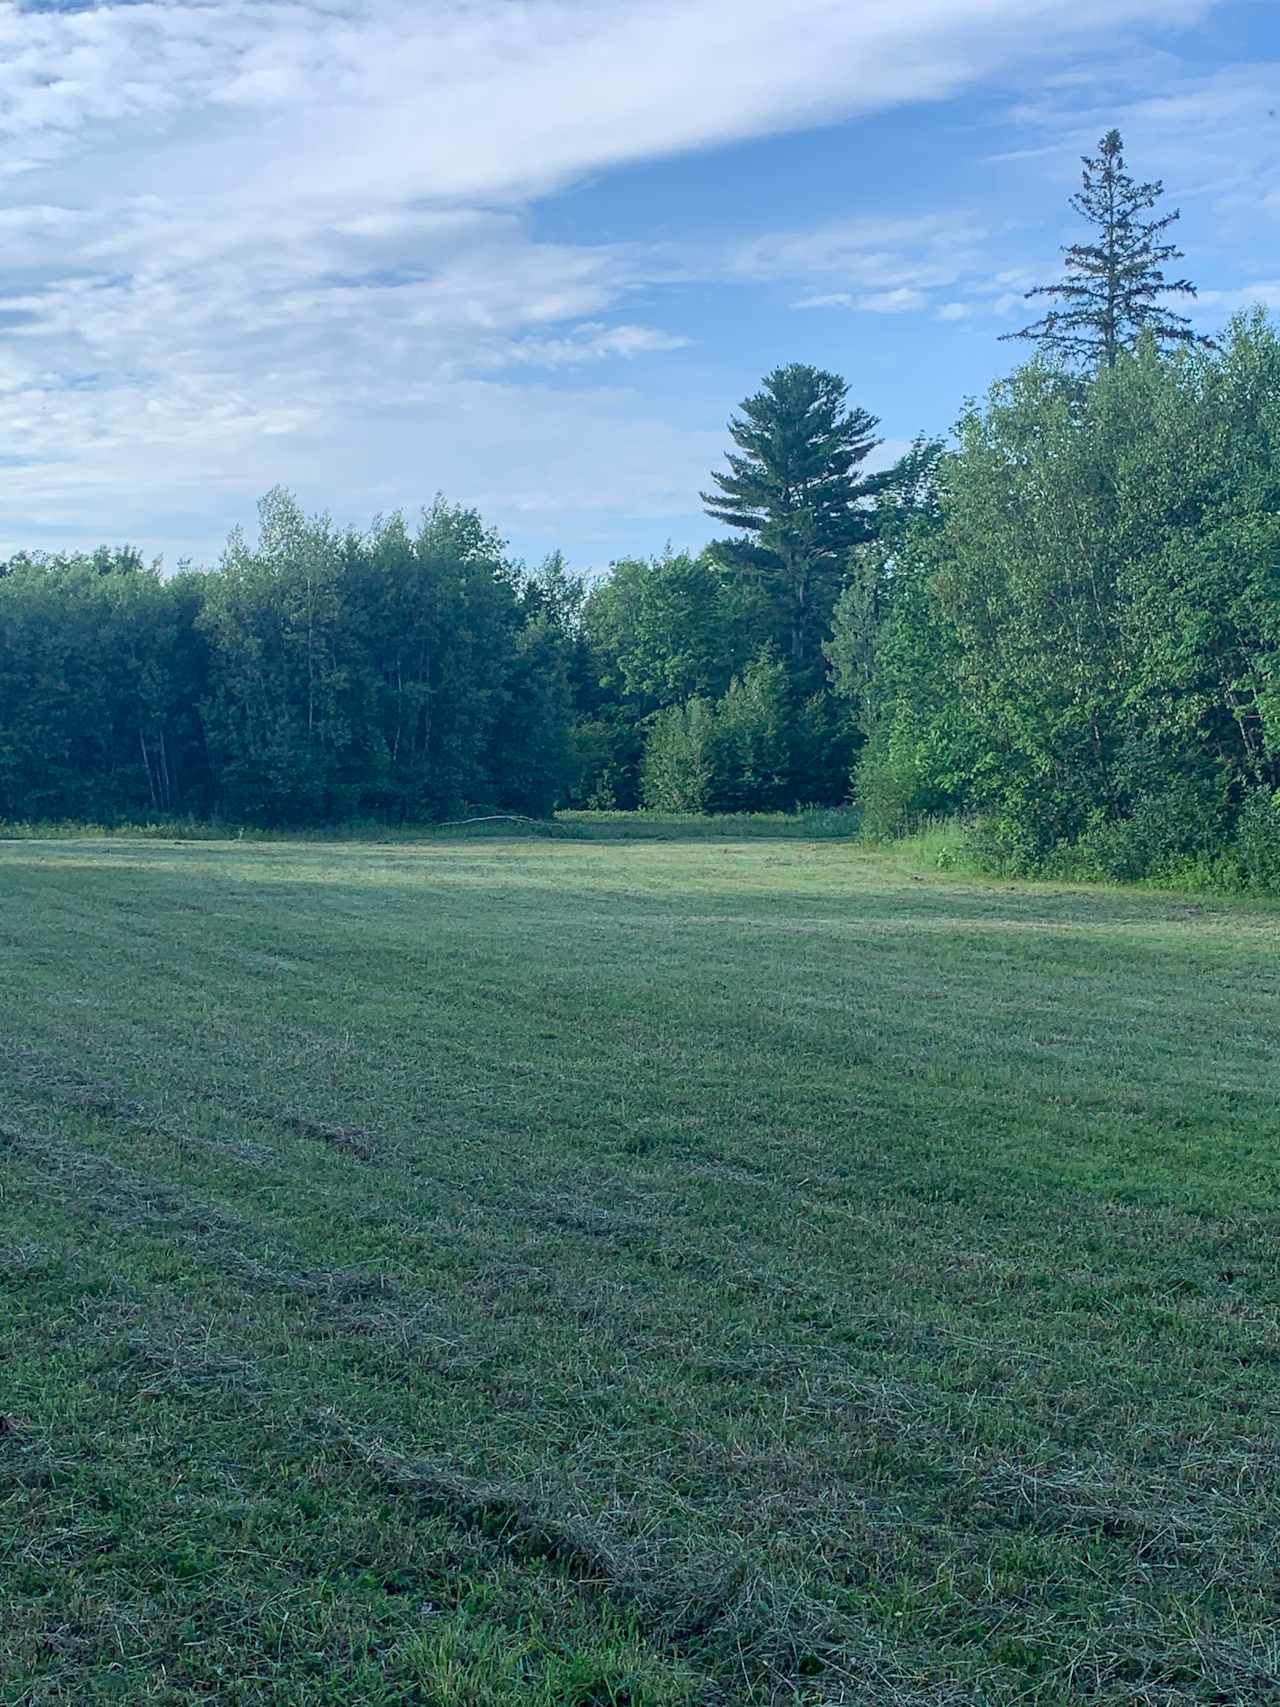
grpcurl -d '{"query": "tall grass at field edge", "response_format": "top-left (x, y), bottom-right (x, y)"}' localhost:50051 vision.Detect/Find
top-left (0, 805), bottom-right (863, 845)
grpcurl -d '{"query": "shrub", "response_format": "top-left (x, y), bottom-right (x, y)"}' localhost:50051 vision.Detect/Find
top-left (708, 654), bottom-right (791, 812)
top-left (1068, 781), bottom-right (1226, 883)
top-left (1234, 787), bottom-right (1280, 893)
top-left (640, 698), bottom-right (716, 812)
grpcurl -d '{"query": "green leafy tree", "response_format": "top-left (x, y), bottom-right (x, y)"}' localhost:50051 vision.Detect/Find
top-left (709, 653), bottom-right (792, 812)
top-left (582, 549), bottom-right (762, 710)
top-left (1003, 129), bottom-right (1210, 367)
top-left (930, 365), bottom-right (1136, 857)
top-left (1106, 315), bottom-right (1280, 797)
top-left (0, 552), bottom-right (208, 821)
top-left (788, 690), bottom-right (857, 807)
top-left (338, 504), bottom-right (508, 820)
top-left (828, 436), bottom-right (945, 739)
top-left (640, 697), bottom-right (716, 812)
top-left (519, 550), bottom-right (585, 635)
top-left (830, 504), bottom-right (980, 836)
top-left (0, 495), bottom-right (572, 828)
top-left (844, 317), bottom-right (1280, 868)
top-left (702, 364), bottom-right (882, 686)
top-left (576, 548), bottom-right (764, 808)
top-left (197, 491), bottom-right (570, 825)
top-left (490, 616), bottom-right (576, 816)
top-left (198, 490), bottom-right (355, 823)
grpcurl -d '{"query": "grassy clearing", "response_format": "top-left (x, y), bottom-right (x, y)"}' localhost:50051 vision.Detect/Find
top-left (2, 831), bottom-right (1278, 1704)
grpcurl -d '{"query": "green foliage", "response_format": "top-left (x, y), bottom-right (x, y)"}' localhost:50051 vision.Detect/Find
top-left (491, 618), bottom-right (578, 816)
top-left (0, 551), bottom-right (210, 821)
top-left (702, 363), bottom-right (882, 686)
top-left (843, 317), bottom-right (1280, 886)
top-left (934, 361), bottom-right (1132, 851)
top-left (788, 689), bottom-right (856, 808)
top-left (1233, 787), bottom-right (1280, 892)
top-left (636, 655), bottom-right (850, 815)
top-left (706, 653), bottom-right (791, 811)
top-left (829, 445), bottom-right (979, 837)
top-left (1068, 780), bottom-right (1227, 883)
top-left (639, 697), bottom-right (716, 812)
top-left (582, 548), bottom-right (762, 710)
top-left (575, 549), bottom-right (766, 809)
top-left (7, 321), bottom-right (1280, 876)
top-left (0, 491), bottom-right (577, 827)
top-left (565, 711), bottom-right (645, 810)
top-left (198, 490), bottom-right (357, 823)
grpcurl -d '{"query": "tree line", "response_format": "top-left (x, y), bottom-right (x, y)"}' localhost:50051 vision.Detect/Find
top-left (0, 499), bottom-right (577, 824)
top-left (1, 130), bottom-right (1278, 886)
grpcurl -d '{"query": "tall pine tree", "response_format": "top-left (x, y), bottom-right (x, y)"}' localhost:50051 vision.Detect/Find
top-left (1003, 129), bottom-right (1210, 367)
top-left (701, 363), bottom-right (881, 687)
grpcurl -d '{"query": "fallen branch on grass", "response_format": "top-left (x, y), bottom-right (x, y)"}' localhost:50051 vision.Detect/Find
top-left (435, 814), bottom-right (554, 830)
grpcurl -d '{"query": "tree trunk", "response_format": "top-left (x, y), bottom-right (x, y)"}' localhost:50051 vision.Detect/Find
top-left (139, 725), bottom-right (158, 811)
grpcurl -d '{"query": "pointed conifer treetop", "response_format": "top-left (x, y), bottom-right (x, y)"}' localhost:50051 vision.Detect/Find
top-left (701, 362), bottom-right (881, 685)
top-left (1003, 128), bottom-right (1213, 367)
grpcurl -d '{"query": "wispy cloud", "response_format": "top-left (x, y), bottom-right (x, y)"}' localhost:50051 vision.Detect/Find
top-left (0, 0), bottom-right (1230, 561)
top-left (1194, 282), bottom-right (1280, 313)
top-left (1004, 61), bottom-right (1280, 216)
top-left (796, 286), bottom-right (932, 313)
top-left (481, 324), bottom-right (695, 367)
top-left (731, 213), bottom-right (984, 284)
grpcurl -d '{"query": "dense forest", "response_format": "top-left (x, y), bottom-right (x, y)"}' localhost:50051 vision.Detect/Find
top-left (1, 133), bottom-right (1278, 890)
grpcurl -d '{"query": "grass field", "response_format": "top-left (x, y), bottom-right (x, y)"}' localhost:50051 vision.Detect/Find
top-left (2, 830), bottom-right (1279, 1704)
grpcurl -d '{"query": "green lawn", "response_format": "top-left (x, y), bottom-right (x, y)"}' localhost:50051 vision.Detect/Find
top-left (2, 832), bottom-right (1278, 1705)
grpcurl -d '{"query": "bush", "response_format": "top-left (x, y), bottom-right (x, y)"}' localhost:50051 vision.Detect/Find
top-left (638, 655), bottom-right (827, 815)
top-left (1067, 782), bottom-right (1226, 883)
top-left (964, 811), bottom-right (1055, 879)
top-left (708, 654), bottom-right (791, 812)
top-left (852, 742), bottom-right (923, 840)
top-left (789, 691), bottom-right (856, 807)
top-left (1234, 787), bottom-right (1280, 893)
top-left (640, 698), bottom-right (716, 811)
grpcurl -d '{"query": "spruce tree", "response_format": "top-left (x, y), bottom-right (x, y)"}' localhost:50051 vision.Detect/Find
top-left (1003, 129), bottom-right (1211, 367)
top-left (701, 363), bottom-right (881, 687)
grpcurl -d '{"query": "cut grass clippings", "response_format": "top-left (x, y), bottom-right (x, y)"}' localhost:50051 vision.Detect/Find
top-left (2, 829), bottom-right (1278, 1703)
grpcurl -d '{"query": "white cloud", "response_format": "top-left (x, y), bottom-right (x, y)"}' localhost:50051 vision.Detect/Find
top-left (1194, 282), bottom-right (1280, 312)
top-left (1004, 62), bottom-right (1280, 219)
top-left (795, 285), bottom-right (931, 313)
top-left (481, 323), bottom-right (695, 368)
top-left (0, 2), bottom-right (1217, 193)
top-left (990, 291), bottom-right (1026, 316)
top-left (937, 301), bottom-right (972, 321)
top-left (733, 213), bottom-right (984, 287)
top-left (860, 287), bottom-right (930, 313)
top-left (0, 0), bottom-right (1225, 561)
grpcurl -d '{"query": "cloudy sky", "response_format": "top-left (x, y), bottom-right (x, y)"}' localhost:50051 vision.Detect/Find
top-left (1, 0), bottom-right (1277, 571)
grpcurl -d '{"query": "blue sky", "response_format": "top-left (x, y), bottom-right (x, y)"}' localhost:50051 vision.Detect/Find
top-left (1, 0), bottom-right (1278, 573)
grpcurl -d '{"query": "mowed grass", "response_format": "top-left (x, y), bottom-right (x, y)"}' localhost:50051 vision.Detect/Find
top-left (2, 832), bottom-right (1279, 1705)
